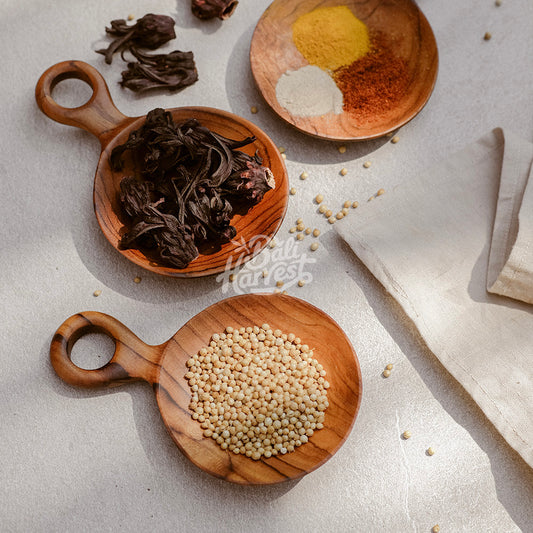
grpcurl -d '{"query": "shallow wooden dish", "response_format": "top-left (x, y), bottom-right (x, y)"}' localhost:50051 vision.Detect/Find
top-left (250, 0), bottom-right (438, 141)
top-left (50, 293), bottom-right (363, 485)
top-left (35, 61), bottom-right (288, 277)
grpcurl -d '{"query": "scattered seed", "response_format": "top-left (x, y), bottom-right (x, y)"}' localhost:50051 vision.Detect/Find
top-left (341, 207), bottom-right (349, 216)
top-left (315, 194), bottom-right (324, 204)
top-left (296, 217), bottom-right (304, 224)
top-left (310, 242), bottom-right (319, 251)
top-left (290, 187), bottom-right (296, 195)
top-left (289, 227), bottom-right (297, 233)
top-left (382, 369), bottom-right (391, 378)
top-left (391, 135), bottom-right (400, 144)
top-left (427, 447), bottom-right (436, 456)
top-left (432, 526), bottom-right (440, 533)
top-left (229, 274), bottom-right (237, 282)
top-left (495, 0), bottom-right (502, 5)
top-left (377, 188), bottom-right (385, 196)
top-left (278, 146), bottom-right (286, 154)
top-left (297, 280), bottom-right (305, 287)
top-left (276, 280), bottom-right (284, 288)
top-left (328, 216), bottom-right (336, 224)
top-left (250, 105), bottom-right (258, 114)
top-left (262, 270), bottom-right (268, 278)
top-left (304, 227), bottom-right (312, 235)
top-left (484, 31), bottom-right (492, 40)
top-left (269, 240), bottom-right (276, 248)
top-left (296, 233), bottom-right (304, 241)
top-left (343, 200), bottom-right (351, 209)
top-left (325, 209), bottom-right (333, 217)
top-left (282, 290), bottom-right (288, 295)
top-left (296, 223), bottom-right (305, 231)
top-left (133, 276), bottom-right (142, 283)
top-left (281, 153), bottom-right (287, 160)
top-left (274, 288), bottom-right (281, 294)
top-left (402, 430), bottom-right (412, 439)
top-left (312, 228), bottom-right (320, 237)
top-left (93, 289), bottom-right (102, 297)
top-left (386, 363), bottom-right (393, 370)
top-left (335, 212), bottom-right (344, 220)
top-left (340, 168), bottom-right (348, 176)
top-left (368, 196), bottom-right (375, 202)
top-left (318, 205), bottom-right (327, 214)
top-left (127, 13), bottom-right (135, 20)
top-left (300, 171), bottom-right (309, 180)
top-left (338, 145), bottom-right (346, 154)
top-left (352, 201), bottom-right (359, 208)
top-left (363, 161), bottom-right (372, 168)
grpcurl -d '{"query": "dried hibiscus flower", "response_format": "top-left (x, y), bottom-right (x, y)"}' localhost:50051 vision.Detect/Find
top-left (120, 48), bottom-right (198, 93)
top-left (191, 0), bottom-right (239, 20)
top-left (111, 109), bottom-right (275, 269)
top-left (97, 14), bottom-right (176, 64)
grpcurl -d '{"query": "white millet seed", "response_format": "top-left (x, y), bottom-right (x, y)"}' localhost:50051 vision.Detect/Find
top-left (312, 228), bottom-right (320, 237)
top-left (300, 171), bottom-right (309, 180)
top-left (340, 168), bottom-right (348, 176)
top-left (352, 201), bottom-right (359, 209)
top-left (290, 187), bottom-right (297, 195)
top-left (186, 325), bottom-right (328, 459)
top-left (391, 135), bottom-right (400, 144)
top-left (133, 276), bottom-right (142, 283)
top-left (432, 526), bottom-right (440, 533)
top-left (296, 233), bottom-right (305, 241)
top-left (377, 188), bottom-right (385, 196)
top-left (318, 205), bottom-right (327, 214)
top-left (427, 447), bottom-right (436, 456)
top-left (343, 201), bottom-right (351, 209)
top-left (402, 430), bottom-right (412, 439)
top-left (328, 216), bottom-right (336, 224)
top-left (251, 105), bottom-right (258, 114)
top-left (304, 227), bottom-right (312, 235)
top-left (93, 289), bottom-right (102, 297)
top-left (382, 369), bottom-right (391, 378)
top-left (310, 242), bottom-right (319, 251)
top-left (335, 212), bottom-right (344, 220)
top-left (338, 145), bottom-right (346, 154)
top-left (315, 194), bottom-right (324, 204)
top-left (363, 161), bottom-right (372, 168)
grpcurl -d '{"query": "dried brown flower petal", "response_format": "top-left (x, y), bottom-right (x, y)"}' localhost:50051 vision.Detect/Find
top-left (191, 0), bottom-right (239, 20)
top-left (97, 14), bottom-right (176, 64)
top-left (120, 48), bottom-right (198, 93)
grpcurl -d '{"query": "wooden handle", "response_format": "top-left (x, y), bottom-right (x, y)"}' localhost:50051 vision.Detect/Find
top-left (35, 60), bottom-right (129, 145)
top-left (50, 311), bottom-right (163, 388)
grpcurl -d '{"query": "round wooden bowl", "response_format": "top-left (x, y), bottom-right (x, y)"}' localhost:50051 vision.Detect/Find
top-left (50, 293), bottom-right (363, 485)
top-left (35, 61), bottom-right (289, 277)
top-left (250, 0), bottom-right (438, 141)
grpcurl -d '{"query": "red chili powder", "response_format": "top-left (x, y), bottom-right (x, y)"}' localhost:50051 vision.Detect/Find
top-left (333, 33), bottom-right (410, 123)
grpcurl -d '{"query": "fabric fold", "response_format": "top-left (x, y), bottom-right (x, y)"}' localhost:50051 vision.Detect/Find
top-left (336, 129), bottom-right (533, 468)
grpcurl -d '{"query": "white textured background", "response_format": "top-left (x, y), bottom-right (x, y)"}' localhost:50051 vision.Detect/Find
top-left (1, 0), bottom-right (532, 531)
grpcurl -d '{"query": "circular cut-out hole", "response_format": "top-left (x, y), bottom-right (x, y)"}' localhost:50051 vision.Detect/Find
top-left (70, 332), bottom-right (115, 370)
top-left (51, 78), bottom-right (93, 108)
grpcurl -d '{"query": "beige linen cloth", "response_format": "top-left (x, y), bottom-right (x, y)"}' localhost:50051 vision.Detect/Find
top-left (337, 128), bottom-right (533, 468)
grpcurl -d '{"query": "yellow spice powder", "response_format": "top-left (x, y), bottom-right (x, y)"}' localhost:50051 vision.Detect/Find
top-left (292, 6), bottom-right (370, 71)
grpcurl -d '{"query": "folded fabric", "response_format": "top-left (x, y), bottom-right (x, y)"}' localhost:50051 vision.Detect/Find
top-left (336, 128), bottom-right (533, 468)
top-left (487, 130), bottom-right (533, 304)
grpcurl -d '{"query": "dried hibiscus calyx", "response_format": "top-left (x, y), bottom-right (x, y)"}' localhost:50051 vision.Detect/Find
top-left (191, 0), bottom-right (239, 20)
top-left (97, 14), bottom-right (176, 64)
top-left (112, 109), bottom-right (275, 269)
top-left (120, 48), bottom-right (198, 93)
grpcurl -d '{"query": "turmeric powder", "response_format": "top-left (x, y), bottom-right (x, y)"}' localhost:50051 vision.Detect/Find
top-left (292, 6), bottom-right (370, 71)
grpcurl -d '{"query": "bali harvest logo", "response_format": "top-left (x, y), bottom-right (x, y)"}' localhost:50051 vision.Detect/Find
top-left (216, 235), bottom-right (316, 294)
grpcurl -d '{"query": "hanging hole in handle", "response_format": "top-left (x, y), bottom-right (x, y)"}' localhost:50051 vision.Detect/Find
top-left (70, 331), bottom-right (116, 370)
top-left (50, 74), bottom-right (95, 110)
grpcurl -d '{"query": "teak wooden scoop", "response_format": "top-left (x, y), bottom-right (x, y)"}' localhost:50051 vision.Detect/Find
top-left (50, 293), bottom-right (362, 485)
top-left (250, 0), bottom-right (438, 141)
top-left (35, 60), bottom-right (288, 277)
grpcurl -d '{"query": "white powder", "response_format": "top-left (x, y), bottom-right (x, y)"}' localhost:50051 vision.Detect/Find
top-left (275, 65), bottom-right (343, 117)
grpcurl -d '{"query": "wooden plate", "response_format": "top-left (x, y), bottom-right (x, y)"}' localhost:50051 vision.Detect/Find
top-left (35, 61), bottom-right (288, 277)
top-left (250, 0), bottom-right (438, 141)
top-left (50, 294), bottom-right (363, 485)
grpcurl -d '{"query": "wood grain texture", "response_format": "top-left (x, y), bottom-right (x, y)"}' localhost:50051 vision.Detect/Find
top-left (35, 61), bottom-right (288, 278)
top-left (50, 294), bottom-right (362, 485)
top-left (250, 0), bottom-right (439, 141)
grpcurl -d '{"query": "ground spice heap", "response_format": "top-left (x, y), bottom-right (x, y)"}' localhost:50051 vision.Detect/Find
top-left (333, 32), bottom-right (410, 122)
top-left (185, 324), bottom-right (329, 460)
top-left (292, 6), bottom-right (370, 71)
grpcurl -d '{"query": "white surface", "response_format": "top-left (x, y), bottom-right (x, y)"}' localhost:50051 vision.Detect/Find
top-left (1, 0), bottom-right (533, 532)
